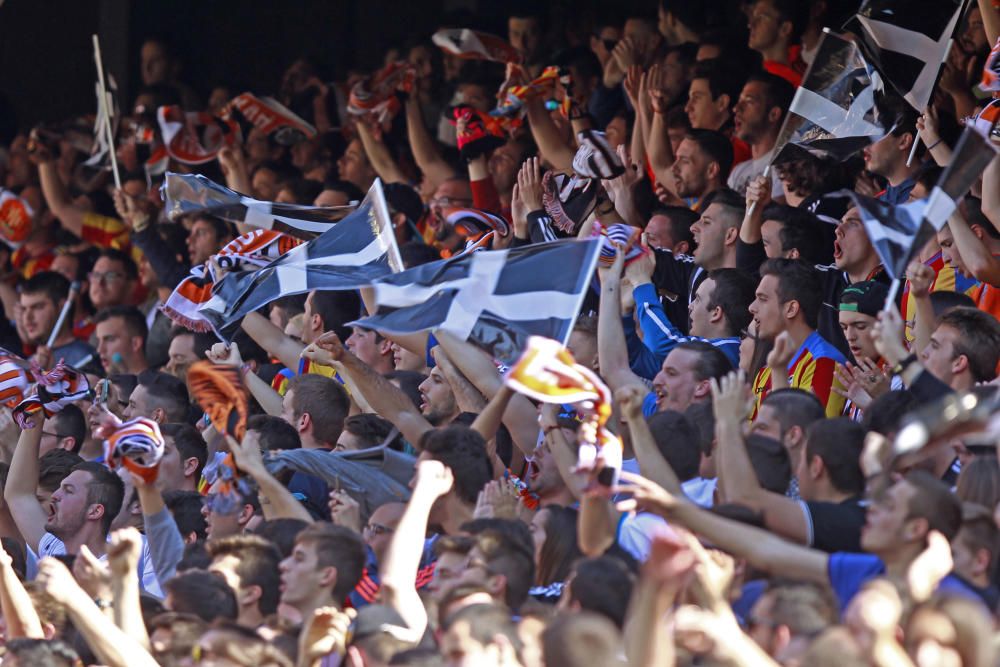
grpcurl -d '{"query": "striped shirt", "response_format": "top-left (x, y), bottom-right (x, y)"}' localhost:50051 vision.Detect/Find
top-left (751, 331), bottom-right (846, 420)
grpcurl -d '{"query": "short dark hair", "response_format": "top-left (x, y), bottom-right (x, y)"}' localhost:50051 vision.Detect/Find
top-left (760, 204), bottom-right (826, 263)
top-left (296, 523), bottom-right (367, 602)
top-left (246, 414), bottom-right (302, 450)
top-left (192, 214), bottom-right (234, 244)
top-left (250, 518), bottom-right (309, 558)
top-left (690, 58), bottom-right (744, 107)
top-left (746, 69), bottom-right (796, 123)
top-left (684, 401), bottom-right (716, 456)
top-left (471, 521), bottom-right (536, 610)
top-left (96, 247), bottom-right (138, 280)
top-left (761, 388), bottom-right (826, 437)
top-left (419, 426), bottom-right (494, 505)
top-left (674, 340), bottom-right (734, 382)
top-left (163, 569), bottom-right (238, 623)
top-left (38, 450), bottom-right (84, 493)
top-left (287, 374), bottom-right (350, 447)
top-left (646, 410), bottom-right (701, 481)
top-left (207, 534), bottom-right (282, 616)
top-left (343, 413), bottom-right (398, 449)
top-left (567, 556), bottom-right (635, 628)
top-left (160, 423), bottom-right (208, 482)
top-left (805, 418), bottom-right (865, 496)
top-left (706, 268), bottom-right (755, 337)
top-left (310, 290), bottom-right (362, 341)
top-left (862, 390), bottom-right (918, 436)
top-left (163, 490), bottom-right (207, 541)
top-left (73, 461), bottom-right (125, 534)
top-left (651, 206), bottom-right (698, 249)
top-left (928, 289), bottom-right (976, 316)
top-left (51, 404), bottom-right (87, 454)
top-left (903, 470), bottom-right (963, 542)
top-left (19, 271), bottom-right (70, 305)
top-left (542, 612), bottom-right (622, 667)
top-left (759, 258), bottom-right (824, 329)
top-left (745, 433), bottom-right (791, 494)
top-left (3, 638), bottom-right (80, 667)
top-left (760, 0), bottom-right (810, 44)
top-left (685, 128), bottom-right (734, 180)
top-left (442, 603), bottom-right (523, 654)
top-left (936, 307), bottom-right (1000, 382)
top-left (95, 305), bottom-right (148, 346)
top-left (136, 370), bottom-right (191, 423)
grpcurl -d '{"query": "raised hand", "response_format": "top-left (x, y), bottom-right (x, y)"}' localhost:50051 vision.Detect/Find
top-left (473, 479), bottom-right (521, 520)
top-left (766, 331), bottom-right (795, 370)
top-left (313, 331), bottom-right (347, 363)
top-left (328, 489), bottom-right (362, 533)
top-left (37, 557), bottom-right (84, 606)
top-left (833, 363), bottom-right (873, 409)
top-left (107, 527), bottom-right (142, 580)
top-left (517, 157), bottom-right (544, 212)
top-left (207, 342), bottom-right (243, 368)
top-left (614, 385), bottom-right (646, 421)
top-left (623, 65), bottom-right (644, 109)
top-left (300, 606), bottom-right (357, 662)
top-left (745, 174), bottom-right (772, 214)
top-left (907, 530), bottom-right (953, 603)
top-left (71, 546), bottom-right (111, 601)
top-left (226, 433), bottom-right (267, 478)
top-left (412, 459), bottom-right (454, 502)
top-left (906, 261), bottom-right (934, 299)
top-left (612, 471), bottom-right (679, 517)
top-left (710, 370), bottom-right (751, 422)
top-left (871, 307), bottom-right (909, 366)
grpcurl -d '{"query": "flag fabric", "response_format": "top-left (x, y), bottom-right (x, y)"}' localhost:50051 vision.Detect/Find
top-left (98, 414), bottom-right (165, 484)
top-left (0, 190), bottom-right (35, 247)
top-left (847, 0), bottom-right (965, 112)
top-left (772, 30), bottom-right (885, 165)
top-left (837, 124), bottom-right (998, 279)
top-left (492, 65), bottom-right (569, 123)
top-left (432, 28), bottom-right (520, 64)
top-left (194, 179), bottom-right (404, 339)
top-left (162, 172), bottom-right (356, 240)
top-left (981, 37), bottom-right (1000, 92)
top-left (227, 93), bottom-right (316, 146)
top-left (352, 238), bottom-right (601, 363)
top-left (0, 348), bottom-right (30, 408)
top-left (347, 62), bottom-right (415, 124)
top-left (82, 77), bottom-right (119, 171)
top-left (157, 106), bottom-right (241, 164)
top-left (187, 361), bottom-right (249, 441)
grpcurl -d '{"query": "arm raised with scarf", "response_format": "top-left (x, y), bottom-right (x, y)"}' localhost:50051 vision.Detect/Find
top-left (3, 422), bottom-right (47, 553)
top-left (226, 434), bottom-right (314, 524)
top-left (313, 331), bottom-right (434, 448)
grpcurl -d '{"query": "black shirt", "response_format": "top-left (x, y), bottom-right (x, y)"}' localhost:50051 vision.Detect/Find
top-left (802, 495), bottom-right (867, 553)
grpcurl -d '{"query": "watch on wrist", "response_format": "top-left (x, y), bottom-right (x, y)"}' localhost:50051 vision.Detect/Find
top-left (892, 353), bottom-right (918, 375)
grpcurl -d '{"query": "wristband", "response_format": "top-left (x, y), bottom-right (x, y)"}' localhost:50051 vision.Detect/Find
top-left (892, 353), bottom-right (918, 375)
top-left (926, 138), bottom-right (943, 151)
top-left (94, 598), bottom-right (112, 610)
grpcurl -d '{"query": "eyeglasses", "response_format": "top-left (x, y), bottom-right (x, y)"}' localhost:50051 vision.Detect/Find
top-left (88, 271), bottom-right (125, 284)
top-left (41, 431), bottom-right (67, 439)
top-left (364, 522), bottom-right (395, 536)
top-left (428, 196), bottom-right (472, 209)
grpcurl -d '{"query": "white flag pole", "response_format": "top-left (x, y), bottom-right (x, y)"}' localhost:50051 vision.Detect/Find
top-left (745, 165), bottom-right (770, 220)
top-left (92, 34), bottom-right (121, 189)
top-left (883, 277), bottom-right (901, 312)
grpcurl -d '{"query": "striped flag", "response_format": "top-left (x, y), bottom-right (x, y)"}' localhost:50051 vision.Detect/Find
top-left (773, 30), bottom-right (885, 165)
top-left (352, 239), bottom-right (601, 363)
top-left (432, 28), bottom-right (520, 64)
top-left (838, 124), bottom-right (998, 279)
top-left (162, 172), bottom-right (356, 240)
top-left (197, 179), bottom-right (404, 339)
top-left (847, 0), bottom-right (966, 112)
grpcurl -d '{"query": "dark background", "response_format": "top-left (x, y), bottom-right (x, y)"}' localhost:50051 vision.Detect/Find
top-left (0, 0), bottom-right (652, 138)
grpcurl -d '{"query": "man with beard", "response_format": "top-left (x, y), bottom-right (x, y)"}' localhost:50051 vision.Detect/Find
top-left (17, 272), bottom-right (97, 368)
top-left (727, 71), bottom-right (793, 197)
top-left (671, 130), bottom-right (734, 212)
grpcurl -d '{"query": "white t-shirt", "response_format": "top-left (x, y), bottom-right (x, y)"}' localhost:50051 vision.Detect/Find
top-left (29, 532), bottom-right (163, 598)
top-left (727, 151), bottom-right (784, 199)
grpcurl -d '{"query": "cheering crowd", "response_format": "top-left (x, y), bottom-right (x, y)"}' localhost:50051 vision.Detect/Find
top-left (0, 0), bottom-right (998, 665)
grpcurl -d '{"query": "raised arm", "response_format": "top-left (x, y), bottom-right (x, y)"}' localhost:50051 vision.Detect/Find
top-left (598, 249), bottom-right (648, 393)
top-left (405, 98), bottom-right (455, 190)
top-left (3, 422), bottom-right (47, 552)
top-left (979, 0), bottom-right (1000, 43)
top-left (379, 459), bottom-right (452, 637)
top-left (37, 157), bottom-right (86, 237)
top-left (946, 212), bottom-right (1000, 286)
top-left (616, 386), bottom-right (683, 495)
top-left (711, 372), bottom-right (810, 544)
top-left (241, 311), bottom-right (306, 371)
top-left (0, 544), bottom-right (44, 639)
top-left (615, 472), bottom-right (830, 586)
top-left (107, 528), bottom-right (151, 650)
top-left (982, 153), bottom-right (1000, 232)
top-left (430, 346), bottom-right (486, 414)
top-left (227, 434), bottom-right (314, 523)
top-left (524, 97), bottom-right (575, 171)
top-left (206, 342), bottom-right (283, 417)
top-left (313, 332), bottom-right (433, 448)
top-left (132, 473), bottom-right (185, 585)
top-left (356, 121), bottom-right (408, 185)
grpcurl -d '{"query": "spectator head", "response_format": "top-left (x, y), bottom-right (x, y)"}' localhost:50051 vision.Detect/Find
top-left (542, 612), bottom-right (622, 667)
top-left (126, 370), bottom-right (190, 424)
top-left (417, 426), bottom-right (494, 514)
top-left (646, 206), bottom-right (698, 253)
top-left (2, 638), bottom-right (80, 667)
top-left (18, 271), bottom-right (70, 345)
top-left (690, 268), bottom-right (755, 339)
top-left (250, 518), bottom-right (309, 559)
top-left (567, 315), bottom-right (599, 372)
top-left (148, 612), bottom-right (208, 667)
top-left (652, 340), bottom-right (733, 412)
top-left (163, 570), bottom-right (238, 623)
top-left (647, 410), bottom-right (702, 481)
top-left (428, 534), bottom-right (475, 603)
top-left (362, 502), bottom-right (406, 565)
top-left (165, 329), bottom-right (215, 382)
top-left (508, 10), bottom-right (545, 64)
top-left (337, 138), bottom-right (376, 191)
top-left (186, 214), bottom-right (234, 266)
top-left (163, 490), bottom-right (207, 542)
top-left (750, 258), bottom-right (823, 339)
top-left (416, 366), bottom-right (460, 426)
top-left (529, 427), bottom-right (573, 501)
top-left (279, 523), bottom-right (366, 613)
top-left (748, 0), bottom-right (809, 53)
top-left (734, 70), bottom-right (795, 144)
top-left (754, 388), bottom-right (825, 462)
top-left (955, 456), bottom-right (999, 507)
top-left (37, 450), bottom-right (84, 509)
top-left (455, 521), bottom-right (535, 610)
top-left (158, 423), bottom-right (207, 493)
top-left (951, 503), bottom-right (998, 588)
top-left (862, 470), bottom-right (962, 558)
top-left (201, 478), bottom-right (259, 542)
top-left (390, 339), bottom-right (428, 372)
top-left (531, 505), bottom-right (581, 587)
top-left (245, 414), bottom-right (302, 452)
top-left (337, 413), bottom-right (398, 451)
top-left (833, 206), bottom-right (879, 276)
top-left (690, 187), bottom-right (743, 269)
top-left (207, 534), bottom-right (282, 621)
top-left (140, 36), bottom-right (180, 86)
top-left (759, 203), bottom-right (826, 262)
top-left (861, 390), bottom-right (918, 439)
top-left (251, 160), bottom-right (296, 202)
top-left (302, 290), bottom-right (361, 343)
top-left (280, 374), bottom-right (350, 449)
top-left (268, 294), bottom-right (308, 331)
top-left (88, 248), bottom-right (137, 311)
top-left (685, 59), bottom-right (743, 130)
top-left (657, 0), bottom-right (716, 44)
top-left (920, 307), bottom-right (1000, 389)
top-left (39, 404), bottom-right (86, 457)
top-left (440, 603), bottom-right (523, 666)
top-left (190, 622), bottom-right (294, 667)
top-left (47, 461), bottom-right (124, 541)
top-left (748, 582), bottom-right (837, 659)
top-left (838, 280), bottom-right (890, 362)
top-left (315, 179), bottom-right (364, 208)
top-left (799, 418), bottom-right (865, 499)
top-left (672, 130), bottom-right (734, 200)
top-left (864, 99), bottom-right (920, 179)
top-left (564, 556), bottom-right (635, 628)
top-left (345, 325), bottom-right (394, 373)
top-left (745, 433), bottom-right (792, 494)
top-left (95, 305), bottom-right (148, 374)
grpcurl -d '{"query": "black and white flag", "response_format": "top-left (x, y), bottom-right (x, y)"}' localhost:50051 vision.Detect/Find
top-left (847, 0), bottom-right (966, 112)
top-left (837, 124), bottom-right (997, 279)
top-left (199, 179), bottom-right (404, 338)
top-left (83, 77), bottom-right (119, 172)
top-left (163, 173), bottom-right (356, 241)
top-left (353, 239), bottom-right (601, 363)
top-left (772, 30), bottom-right (884, 165)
